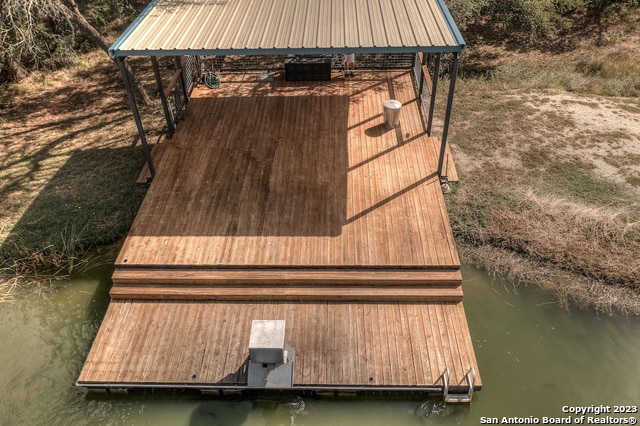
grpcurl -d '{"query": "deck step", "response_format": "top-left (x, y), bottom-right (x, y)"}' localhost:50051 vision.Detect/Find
top-left (112, 268), bottom-right (462, 287)
top-left (109, 284), bottom-right (463, 302)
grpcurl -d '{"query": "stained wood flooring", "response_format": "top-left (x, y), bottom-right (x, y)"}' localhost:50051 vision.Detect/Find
top-left (121, 71), bottom-right (459, 270)
top-left (78, 70), bottom-right (481, 393)
top-left (78, 300), bottom-right (481, 390)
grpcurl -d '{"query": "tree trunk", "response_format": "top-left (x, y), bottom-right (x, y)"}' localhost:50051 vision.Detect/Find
top-left (59, 0), bottom-right (152, 104)
top-left (6, 57), bottom-right (29, 81)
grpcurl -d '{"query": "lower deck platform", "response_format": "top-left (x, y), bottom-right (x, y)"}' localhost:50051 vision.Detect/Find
top-left (77, 300), bottom-right (481, 391)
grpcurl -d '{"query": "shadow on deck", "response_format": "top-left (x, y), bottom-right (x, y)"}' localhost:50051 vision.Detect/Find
top-left (77, 70), bottom-right (481, 395)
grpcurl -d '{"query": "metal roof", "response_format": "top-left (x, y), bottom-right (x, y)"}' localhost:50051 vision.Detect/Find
top-left (110, 0), bottom-right (465, 57)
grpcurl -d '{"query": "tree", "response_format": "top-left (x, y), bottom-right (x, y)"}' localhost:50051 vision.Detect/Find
top-left (446, 0), bottom-right (489, 30)
top-left (0, 0), bottom-right (73, 79)
top-left (60, 0), bottom-right (151, 104)
top-left (0, 0), bottom-right (151, 104)
top-left (444, 0), bottom-right (639, 44)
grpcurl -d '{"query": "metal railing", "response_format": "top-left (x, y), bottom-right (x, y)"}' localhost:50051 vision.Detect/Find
top-left (198, 53), bottom-right (415, 72)
top-left (166, 56), bottom-right (200, 131)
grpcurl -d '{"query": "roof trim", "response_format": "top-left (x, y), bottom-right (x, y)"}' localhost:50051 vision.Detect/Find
top-left (109, 0), bottom-right (466, 58)
top-left (109, 0), bottom-right (160, 58)
top-left (435, 0), bottom-right (466, 49)
top-left (111, 45), bottom-right (464, 58)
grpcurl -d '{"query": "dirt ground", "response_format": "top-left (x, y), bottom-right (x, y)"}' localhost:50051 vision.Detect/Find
top-left (532, 93), bottom-right (640, 185)
top-left (455, 91), bottom-right (640, 186)
top-left (446, 74), bottom-right (640, 315)
top-left (442, 10), bottom-right (640, 315)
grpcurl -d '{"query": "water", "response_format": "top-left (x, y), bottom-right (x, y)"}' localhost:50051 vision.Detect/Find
top-left (1, 265), bottom-right (638, 426)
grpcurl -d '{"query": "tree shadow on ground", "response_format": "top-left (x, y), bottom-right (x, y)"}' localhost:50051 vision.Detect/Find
top-left (0, 47), bottom-right (172, 277)
top-left (0, 145), bottom-right (147, 261)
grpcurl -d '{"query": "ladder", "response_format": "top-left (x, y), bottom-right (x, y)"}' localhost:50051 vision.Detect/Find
top-left (442, 367), bottom-right (476, 404)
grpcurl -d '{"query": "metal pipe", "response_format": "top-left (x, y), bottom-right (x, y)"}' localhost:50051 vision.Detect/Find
top-left (151, 56), bottom-right (175, 137)
top-left (426, 53), bottom-right (441, 135)
top-left (117, 57), bottom-right (156, 178)
top-left (437, 53), bottom-right (459, 179)
top-left (78, 382), bottom-right (446, 393)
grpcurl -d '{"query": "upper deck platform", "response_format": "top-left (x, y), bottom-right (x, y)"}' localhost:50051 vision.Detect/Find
top-left (116, 70), bottom-right (459, 271)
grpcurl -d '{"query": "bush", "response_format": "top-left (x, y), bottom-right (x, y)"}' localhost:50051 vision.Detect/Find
top-left (447, 0), bottom-right (640, 42)
top-left (446, 0), bottom-right (490, 30)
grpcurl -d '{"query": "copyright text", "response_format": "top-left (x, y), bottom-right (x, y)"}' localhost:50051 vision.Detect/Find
top-left (479, 406), bottom-right (638, 425)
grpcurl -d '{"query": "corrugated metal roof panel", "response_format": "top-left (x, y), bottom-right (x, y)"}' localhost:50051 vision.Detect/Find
top-left (111, 0), bottom-right (464, 57)
top-left (330, 0), bottom-right (344, 48)
top-left (368, 0), bottom-right (386, 48)
top-left (378, 0), bottom-right (400, 47)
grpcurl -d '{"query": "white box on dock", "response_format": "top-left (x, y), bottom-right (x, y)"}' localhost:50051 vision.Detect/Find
top-left (248, 320), bottom-right (286, 364)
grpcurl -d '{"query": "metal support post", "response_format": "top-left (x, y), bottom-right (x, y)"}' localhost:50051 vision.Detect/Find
top-left (151, 56), bottom-right (175, 137)
top-left (437, 53), bottom-right (460, 181)
top-left (426, 53), bottom-right (441, 136)
top-left (117, 57), bottom-right (156, 178)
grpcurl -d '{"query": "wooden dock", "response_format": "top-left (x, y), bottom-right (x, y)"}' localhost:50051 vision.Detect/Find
top-left (78, 70), bottom-right (480, 393)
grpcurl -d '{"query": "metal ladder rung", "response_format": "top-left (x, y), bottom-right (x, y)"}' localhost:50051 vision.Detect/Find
top-left (444, 394), bottom-right (472, 404)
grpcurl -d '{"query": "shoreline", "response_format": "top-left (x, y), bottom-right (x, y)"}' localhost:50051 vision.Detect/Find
top-left (3, 238), bottom-right (639, 316)
top-left (2, 46), bottom-right (639, 314)
top-left (458, 243), bottom-right (640, 316)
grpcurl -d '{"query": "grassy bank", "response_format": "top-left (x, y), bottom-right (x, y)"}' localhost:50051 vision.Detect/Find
top-left (1, 14), bottom-right (639, 314)
top-left (444, 21), bottom-right (640, 314)
top-left (0, 51), bottom-right (163, 296)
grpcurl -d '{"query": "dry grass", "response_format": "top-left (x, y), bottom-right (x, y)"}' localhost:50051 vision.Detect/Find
top-left (486, 190), bottom-right (640, 287)
top-left (0, 50), bottom-right (165, 295)
top-left (447, 37), bottom-right (640, 314)
top-left (459, 244), bottom-right (640, 316)
top-left (444, 15), bottom-right (640, 314)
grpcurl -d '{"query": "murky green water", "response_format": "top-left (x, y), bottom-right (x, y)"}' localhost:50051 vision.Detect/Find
top-left (1, 264), bottom-right (638, 426)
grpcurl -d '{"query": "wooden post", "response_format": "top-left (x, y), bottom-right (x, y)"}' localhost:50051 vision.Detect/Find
top-left (175, 56), bottom-right (189, 105)
top-left (418, 52), bottom-right (428, 97)
top-left (426, 53), bottom-right (441, 136)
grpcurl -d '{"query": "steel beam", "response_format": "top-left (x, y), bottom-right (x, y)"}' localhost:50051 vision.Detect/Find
top-left (437, 53), bottom-right (459, 179)
top-left (117, 57), bottom-right (156, 178)
top-left (151, 56), bottom-right (175, 137)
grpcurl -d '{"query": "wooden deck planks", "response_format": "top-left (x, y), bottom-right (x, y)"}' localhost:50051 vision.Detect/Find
top-left (77, 71), bottom-right (482, 394)
top-left (116, 71), bottom-right (459, 270)
top-left (108, 284), bottom-right (463, 302)
top-left (78, 300), bottom-right (482, 389)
